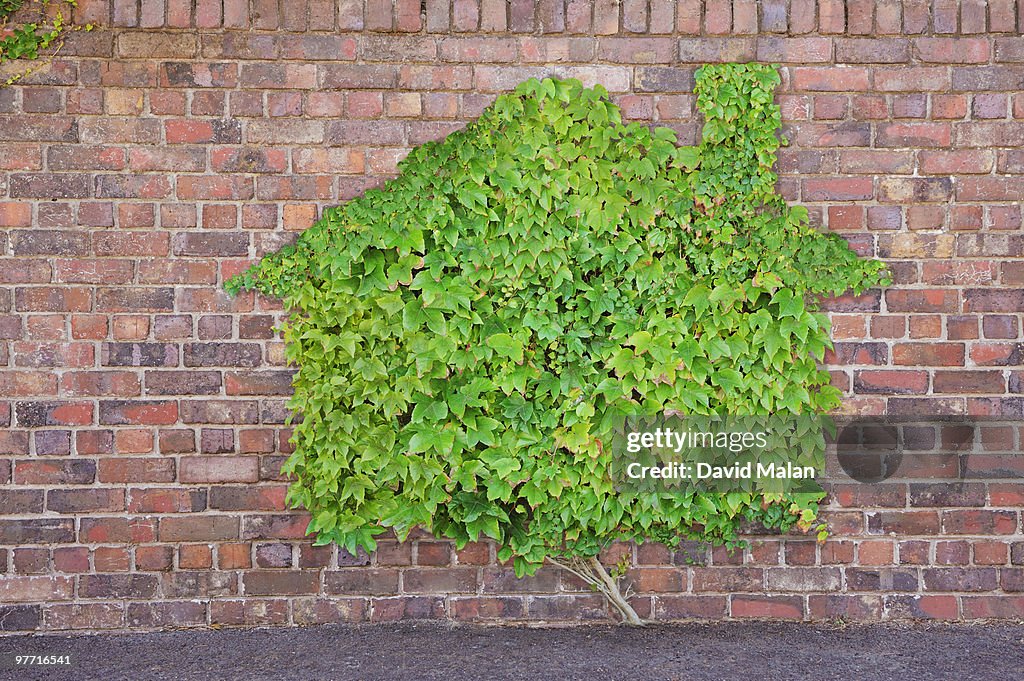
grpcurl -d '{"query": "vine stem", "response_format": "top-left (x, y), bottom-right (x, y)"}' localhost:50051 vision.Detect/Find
top-left (546, 556), bottom-right (645, 626)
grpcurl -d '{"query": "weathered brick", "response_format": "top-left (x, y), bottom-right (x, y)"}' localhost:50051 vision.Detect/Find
top-left (854, 370), bottom-right (928, 395)
top-left (98, 400), bottom-right (178, 426)
top-left (96, 287), bottom-right (175, 313)
top-left (180, 343), bottom-right (259, 368)
top-left (325, 569), bottom-right (402, 595)
top-left (165, 118), bottom-right (241, 144)
top-left (173, 232), bottom-right (250, 257)
top-left (179, 399), bottom-right (260, 424)
top-left (15, 401), bottom-right (93, 427)
top-left (10, 174), bottom-right (91, 199)
top-left (224, 371), bottom-right (295, 395)
top-left (127, 488), bottom-right (206, 514)
top-left (0, 518), bottom-right (76, 543)
top-left (0, 576), bottom-right (74, 602)
top-left (98, 458), bottom-right (176, 484)
top-left (44, 602), bottom-right (124, 630)
top-left (124, 601), bottom-right (205, 628)
top-left (915, 38), bottom-right (990, 64)
top-left (145, 371), bottom-right (221, 396)
top-left (792, 67), bottom-right (869, 92)
top-left (731, 595), bottom-right (803, 620)
top-left (372, 594), bottom-right (451, 623)
top-left (877, 123), bottom-right (951, 148)
top-left (320, 64), bottom-right (399, 89)
top-left (47, 488), bottom-right (125, 513)
top-left (11, 547), bottom-right (49, 575)
top-left (964, 290), bottom-right (1024, 313)
top-left (102, 343), bottom-right (178, 367)
top-left (0, 489), bottom-right (44, 514)
top-left (160, 516), bottom-right (239, 542)
top-left (209, 486), bottom-right (288, 511)
top-left (875, 67), bottom-right (950, 92)
top-left (210, 597), bottom-right (289, 626)
top-left (78, 574), bottom-right (158, 600)
top-left (803, 178), bottom-right (873, 201)
top-left (242, 514), bottom-right (310, 540)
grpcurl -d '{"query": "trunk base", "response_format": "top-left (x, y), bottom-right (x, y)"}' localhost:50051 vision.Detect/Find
top-left (548, 556), bottom-right (645, 626)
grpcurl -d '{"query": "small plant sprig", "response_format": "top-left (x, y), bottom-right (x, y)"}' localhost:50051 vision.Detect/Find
top-left (1, 0), bottom-right (92, 86)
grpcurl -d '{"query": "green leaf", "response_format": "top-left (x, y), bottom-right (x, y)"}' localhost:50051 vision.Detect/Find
top-left (412, 399), bottom-right (449, 423)
top-left (485, 333), bottom-right (524, 363)
top-left (711, 368), bottom-right (743, 392)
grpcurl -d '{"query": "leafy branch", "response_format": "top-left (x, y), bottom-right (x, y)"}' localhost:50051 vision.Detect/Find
top-left (1, 0), bottom-right (92, 86)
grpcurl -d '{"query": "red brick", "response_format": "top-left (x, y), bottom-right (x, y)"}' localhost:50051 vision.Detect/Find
top-left (695, 0), bottom-right (727, 34)
top-left (99, 458), bottom-right (174, 483)
top-left (179, 456), bottom-right (259, 483)
top-left (244, 570), bottom-right (319, 595)
top-left (792, 67), bottom-right (869, 92)
top-left (971, 343), bottom-right (1023, 367)
top-left (134, 545), bottom-right (173, 572)
top-left (836, 38), bottom-right (910, 63)
top-left (920, 150), bottom-right (995, 175)
top-left (973, 94), bottom-right (1008, 119)
top-left (853, 370), bottom-right (928, 395)
top-left (963, 596), bottom-right (1024, 619)
top-left (178, 544), bottom-right (214, 570)
top-left (885, 595), bottom-right (958, 619)
top-left (892, 343), bottom-right (965, 366)
top-left (651, 595), bottom-right (725, 619)
top-left (809, 594), bottom-right (882, 621)
top-left (93, 547), bottom-right (131, 572)
top-left (161, 516), bottom-right (239, 542)
top-left (964, 290), bottom-right (1024, 313)
top-left (127, 488), bottom-right (205, 514)
top-left (731, 595), bottom-right (803, 620)
top-left (915, 38), bottom-right (990, 63)
top-left (114, 429), bottom-right (155, 454)
top-left (875, 67), bottom-right (950, 92)
top-left (943, 317), bottom-right (979, 343)
top-left (885, 290), bottom-right (959, 313)
top-left (165, 119), bottom-right (241, 144)
top-left (931, 94), bottom-right (967, 119)
top-left (973, 541), bottom-right (1009, 566)
top-left (942, 510), bottom-right (1018, 535)
top-left (803, 178), bottom-right (873, 201)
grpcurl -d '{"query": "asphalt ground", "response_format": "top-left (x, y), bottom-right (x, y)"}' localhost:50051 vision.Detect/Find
top-left (2, 621), bottom-right (1023, 681)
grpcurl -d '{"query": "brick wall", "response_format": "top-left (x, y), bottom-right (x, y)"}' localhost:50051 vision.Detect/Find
top-left (0, 0), bottom-right (1022, 632)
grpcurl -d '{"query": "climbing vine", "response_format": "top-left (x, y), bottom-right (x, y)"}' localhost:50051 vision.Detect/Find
top-left (1, 0), bottom-right (88, 85)
top-left (227, 65), bottom-right (889, 623)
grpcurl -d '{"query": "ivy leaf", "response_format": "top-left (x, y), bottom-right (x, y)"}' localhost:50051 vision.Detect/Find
top-left (772, 289), bottom-right (804, 318)
top-left (674, 146), bottom-right (700, 169)
top-left (486, 333), bottom-right (524, 363)
top-left (412, 399), bottom-right (449, 423)
top-left (683, 284), bottom-right (712, 316)
top-left (626, 330), bottom-right (654, 354)
top-left (711, 368), bottom-right (743, 393)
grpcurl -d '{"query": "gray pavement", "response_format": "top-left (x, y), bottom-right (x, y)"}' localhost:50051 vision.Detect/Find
top-left (1, 621), bottom-right (1023, 680)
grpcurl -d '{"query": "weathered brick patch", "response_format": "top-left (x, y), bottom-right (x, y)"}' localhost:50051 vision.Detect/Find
top-left (0, 1), bottom-right (1022, 631)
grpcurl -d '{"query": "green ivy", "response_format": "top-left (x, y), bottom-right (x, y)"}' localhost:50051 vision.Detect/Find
top-left (227, 65), bottom-right (889, 577)
top-left (1, 0), bottom-right (88, 86)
